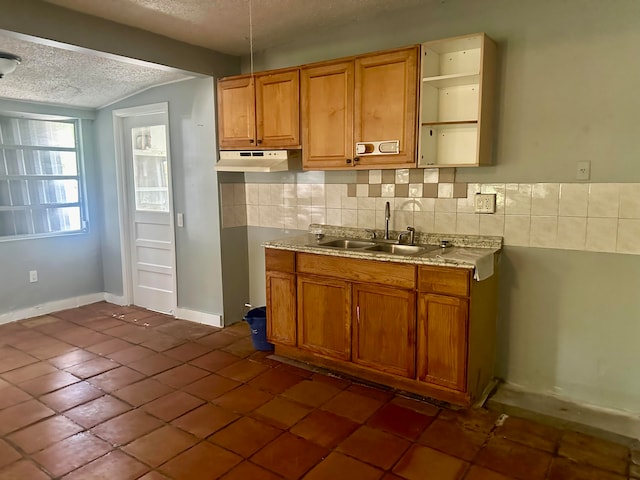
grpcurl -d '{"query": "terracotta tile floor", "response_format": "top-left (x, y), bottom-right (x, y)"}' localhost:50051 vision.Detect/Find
top-left (0, 302), bottom-right (636, 480)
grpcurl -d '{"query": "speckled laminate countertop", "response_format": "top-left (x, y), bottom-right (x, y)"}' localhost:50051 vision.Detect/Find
top-left (263, 225), bottom-right (503, 280)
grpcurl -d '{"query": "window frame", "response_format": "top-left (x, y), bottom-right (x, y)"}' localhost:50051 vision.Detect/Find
top-left (0, 113), bottom-right (89, 242)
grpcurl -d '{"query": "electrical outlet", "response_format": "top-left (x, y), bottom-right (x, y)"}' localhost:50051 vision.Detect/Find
top-left (29, 270), bottom-right (38, 283)
top-left (475, 193), bottom-right (496, 214)
top-left (576, 161), bottom-right (591, 180)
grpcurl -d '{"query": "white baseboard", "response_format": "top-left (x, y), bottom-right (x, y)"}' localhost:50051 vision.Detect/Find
top-left (0, 293), bottom-right (224, 329)
top-left (0, 293), bottom-right (106, 325)
top-left (175, 307), bottom-right (223, 328)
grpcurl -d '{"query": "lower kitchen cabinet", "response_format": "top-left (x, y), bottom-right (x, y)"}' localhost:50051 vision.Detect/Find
top-left (297, 275), bottom-right (351, 360)
top-left (417, 293), bottom-right (468, 391)
top-left (265, 248), bottom-right (498, 407)
top-left (352, 283), bottom-right (415, 378)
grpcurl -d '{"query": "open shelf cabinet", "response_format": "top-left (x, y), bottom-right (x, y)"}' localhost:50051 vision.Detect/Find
top-left (418, 33), bottom-right (496, 167)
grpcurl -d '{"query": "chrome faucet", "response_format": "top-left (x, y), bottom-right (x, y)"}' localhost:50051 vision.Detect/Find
top-left (384, 201), bottom-right (391, 240)
top-left (398, 226), bottom-right (416, 245)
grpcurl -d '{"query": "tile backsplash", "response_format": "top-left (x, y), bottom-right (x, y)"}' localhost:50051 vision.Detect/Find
top-left (220, 177), bottom-right (640, 255)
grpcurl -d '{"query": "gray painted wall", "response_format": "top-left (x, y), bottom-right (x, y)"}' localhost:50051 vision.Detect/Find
top-left (95, 78), bottom-right (226, 317)
top-left (0, 101), bottom-right (103, 314)
top-left (238, 0), bottom-right (640, 414)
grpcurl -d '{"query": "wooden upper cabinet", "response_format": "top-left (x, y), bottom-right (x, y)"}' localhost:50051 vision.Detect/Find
top-left (217, 69), bottom-right (300, 149)
top-left (217, 76), bottom-right (256, 149)
top-left (255, 69), bottom-right (300, 148)
top-left (300, 46), bottom-right (419, 170)
top-left (301, 61), bottom-right (354, 169)
top-left (354, 47), bottom-right (419, 168)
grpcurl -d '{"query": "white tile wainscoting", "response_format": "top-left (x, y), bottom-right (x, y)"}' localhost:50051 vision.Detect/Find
top-left (220, 181), bottom-right (640, 255)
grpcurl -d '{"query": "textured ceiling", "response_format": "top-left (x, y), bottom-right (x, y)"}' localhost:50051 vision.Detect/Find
top-left (43, 0), bottom-right (431, 56)
top-left (1, 0), bottom-right (431, 109)
top-left (0, 32), bottom-right (193, 109)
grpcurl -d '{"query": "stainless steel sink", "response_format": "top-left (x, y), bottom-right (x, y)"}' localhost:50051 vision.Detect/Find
top-left (316, 239), bottom-right (376, 249)
top-left (364, 244), bottom-right (428, 255)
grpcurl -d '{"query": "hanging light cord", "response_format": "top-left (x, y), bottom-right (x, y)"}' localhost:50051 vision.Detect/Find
top-left (249, 0), bottom-right (254, 78)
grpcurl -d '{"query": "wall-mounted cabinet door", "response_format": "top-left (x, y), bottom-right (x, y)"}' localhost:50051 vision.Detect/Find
top-left (297, 275), bottom-right (351, 360)
top-left (354, 47), bottom-right (419, 168)
top-left (301, 60), bottom-right (354, 169)
top-left (417, 293), bottom-right (468, 391)
top-left (255, 69), bottom-right (301, 148)
top-left (352, 283), bottom-right (416, 378)
top-left (217, 76), bottom-right (256, 149)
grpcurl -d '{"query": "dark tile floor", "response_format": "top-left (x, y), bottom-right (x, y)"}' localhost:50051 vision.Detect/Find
top-left (0, 302), bottom-right (636, 479)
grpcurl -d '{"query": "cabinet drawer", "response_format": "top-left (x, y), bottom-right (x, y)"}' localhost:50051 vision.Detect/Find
top-left (265, 248), bottom-right (295, 273)
top-left (418, 265), bottom-right (470, 297)
top-left (297, 253), bottom-right (415, 289)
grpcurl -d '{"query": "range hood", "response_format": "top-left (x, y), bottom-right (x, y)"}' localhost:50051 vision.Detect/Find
top-left (216, 150), bottom-right (302, 173)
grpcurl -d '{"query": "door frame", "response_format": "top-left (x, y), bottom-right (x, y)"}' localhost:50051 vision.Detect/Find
top-left (112, 102), bottom-right (177, 312)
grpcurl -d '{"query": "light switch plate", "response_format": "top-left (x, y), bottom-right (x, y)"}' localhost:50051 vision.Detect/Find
top-left (475, 193), bottom-right (496, 213)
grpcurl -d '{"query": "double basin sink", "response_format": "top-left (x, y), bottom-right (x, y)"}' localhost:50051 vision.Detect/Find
top-left (310, 238), bottom-right (441, 256)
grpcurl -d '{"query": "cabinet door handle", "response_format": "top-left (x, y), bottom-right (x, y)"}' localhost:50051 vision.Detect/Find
top-left (356, 305), bottom-right (360, 324)
top-left (257, 139), bottom-right (263, 145)
top-left (345, 158), bottom-right (352, 164)
top-left (249, 139), bottom-right (254, 143)
top-left (353, 157), bottom-right (360, 163)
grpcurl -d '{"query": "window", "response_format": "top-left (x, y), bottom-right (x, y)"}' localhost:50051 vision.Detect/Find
top-left (0, 115), bottom-right (87, 239)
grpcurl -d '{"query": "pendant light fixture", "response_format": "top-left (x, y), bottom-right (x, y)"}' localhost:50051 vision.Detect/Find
top-left (0, 52), bottom-right (21, 78)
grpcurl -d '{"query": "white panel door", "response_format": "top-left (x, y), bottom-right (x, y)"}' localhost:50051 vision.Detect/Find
top-left (123, 114), bottom-right (176, 314)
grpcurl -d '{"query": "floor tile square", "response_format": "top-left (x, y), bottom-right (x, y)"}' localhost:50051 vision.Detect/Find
top-left (171, 403), bottom-right (239, 438)
top-left (337, 425), bottom-right (411, 470)
top-left (438, 407), bottom-right (501, 435)
top-left (85, 338), bottom-right (132, 356)
top-left (181, 374), bottom-right (241, 401)
top-left (219, 461), bottom-right (283, 480)
top-left (290, 409), bottom-right (358, 448)
top-left (253, 396), bottom-right (313, 429)
top-left (107, 345), bottom-right (156, 364)
top-left (39, 381), bottom-right (103, 411)
top-left (65, 357), bottom-right (119, 379)
top-left (209, 416), bottom-right (281, 457)
top-left (64, 395), bottom-right (132, 428)
top-left (0, 361), bottom-right (58, 384)
top-left (496, 415), bottom-right (562, 453)
top-left (321, 389), bottom-right (385, 423)
top-left (304, 452), bottom-right (383, 480)
top-left (196, 331), bottom-right (239, 349)
top-left (464, 465), bottom-right (519, 480)
top-left (31, 431), bottom-right (112, 477)
top-left (393, 444), bottom-right (468, 480)
top-left (142, 391), bottom-right (204, 421)
top-left (17, 370), bottom-right (80, 396)
top-left (217, 359), bottom-right (271, 382)
top-left (212, 384), bottom-right (273, 414)
top-left (0, 439), bottom-right (21, 469)
top-left (153, 364), bottom-right (209, 388)
top-left (62, 450), bottom-right (149, 480)
top-left (475, 437), bottom-right (552, 480)
top-left (418, 417), bottom-right (488, 461)
top-left (160, 441), bottom-right (242, 479)
top-left (88, 366), bottom-right (146, 392)
top-left (137, 472), bottom-right (172, 480)
top-left (0, 384), bottom-right (32, 409)
top-left (0, 399), bottom-right (55, 435)
top-left (140, 332), bottom-right (186, 352)
top-left (367, 402), bottom-right (434, 440)
top-left (251, 432), bottom-right (328, 480)
top-left (113, 378), bottom-right (174, 406)
top-left (558, 430), bottom-right (629, 475)
top-left (48, 349), bottom-right (98, 369)
top-left (128, 353), bottom-right (181, 376)
top-left (0, 460), bottom-right (50, 480)
top-left (7, 415), bottom-right (83, 454)
top-left (163, 342), bottom-right (212, 362)
top-left (190, 350), bottom-right (241, 372)
top-left (91, 409), bottom-right (163, 446)
top-left (249, 366), bottom-right (306, 394)
top-left (281, 379), bottom-right (342, 407)
top-left (221, 337), bottom-right (257, 358)
top-left (547, 457), bottom-right (627, 480)
top-left (122, 425), bottom-right (197, 467)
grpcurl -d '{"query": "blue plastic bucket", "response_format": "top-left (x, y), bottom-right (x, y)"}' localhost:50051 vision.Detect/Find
top-left (243, 306), bottom-right (274, 351)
